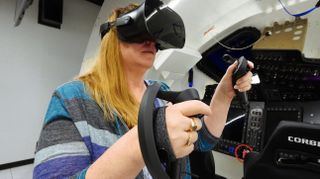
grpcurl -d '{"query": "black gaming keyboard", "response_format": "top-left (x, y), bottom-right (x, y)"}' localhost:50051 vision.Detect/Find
top-left (248, 49), bottom-right (320, 102)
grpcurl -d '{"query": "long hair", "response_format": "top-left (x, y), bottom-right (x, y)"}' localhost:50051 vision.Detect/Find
top-left (78, 4), bottom-right (139, 128)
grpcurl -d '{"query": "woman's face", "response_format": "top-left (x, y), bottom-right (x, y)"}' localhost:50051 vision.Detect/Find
top-left (119, 40), bottom-right (157, 72)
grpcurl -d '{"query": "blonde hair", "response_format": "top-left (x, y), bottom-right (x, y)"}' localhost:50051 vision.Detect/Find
top-left (78, 4), bottom-right (139, 128)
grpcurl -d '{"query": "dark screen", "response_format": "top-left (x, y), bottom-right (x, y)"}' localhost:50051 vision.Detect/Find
top-left (221, 108), bottom-right (246, 143)
top-left (196, 27), bottom-right (261, 82)
top-left (264, 110), bottom-right (301, 144)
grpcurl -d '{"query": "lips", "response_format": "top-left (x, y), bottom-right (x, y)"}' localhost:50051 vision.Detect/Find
top-left (142, 49), bottom-right (156, 55)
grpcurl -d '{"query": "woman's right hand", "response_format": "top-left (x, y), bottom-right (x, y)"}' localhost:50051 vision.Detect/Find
top-left (165, 100), bottom-right (211, 158)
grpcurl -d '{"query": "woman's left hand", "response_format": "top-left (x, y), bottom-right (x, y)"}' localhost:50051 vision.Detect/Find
top-left (215, 60), bottom-right (254, 101)
top-left (203, 60), bottom-right (254, 137)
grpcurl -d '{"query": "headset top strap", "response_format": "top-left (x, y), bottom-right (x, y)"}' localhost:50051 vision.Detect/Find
top-left (145, 0), bottom-right (163, 9)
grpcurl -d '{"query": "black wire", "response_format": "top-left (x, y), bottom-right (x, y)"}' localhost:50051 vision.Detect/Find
top-left (316, 0), bottom-right (320, 7)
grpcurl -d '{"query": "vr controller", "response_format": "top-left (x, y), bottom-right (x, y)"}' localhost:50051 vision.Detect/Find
top-left (223, 54), bottom-right (250, 108)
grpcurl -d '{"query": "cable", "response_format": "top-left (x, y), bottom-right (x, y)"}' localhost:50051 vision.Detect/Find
top-left (210, 0), bottom-right (319, 51)
top-left (211, 31), bottom-right (271, 51)
top-left (278, 0), bottom-right (319, 17)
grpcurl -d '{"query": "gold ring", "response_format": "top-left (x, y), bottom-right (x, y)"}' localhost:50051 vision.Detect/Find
top-left (186, 133), bottom-right (192, 146)
top-left (189, 118), bottom-right (197, 132)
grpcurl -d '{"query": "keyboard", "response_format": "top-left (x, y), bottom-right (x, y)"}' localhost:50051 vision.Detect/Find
top-left (202, 49), bottom-right (320, 102)
top-left (248, 49), bottom-right (320, 102)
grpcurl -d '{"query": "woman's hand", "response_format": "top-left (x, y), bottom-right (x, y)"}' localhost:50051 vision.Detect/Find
top-left (215, 61), bottom-right (254, 102)
top-left (203, 60), bottom-right (254, 138)
top-left (165, 100), bottom-right (211, 158)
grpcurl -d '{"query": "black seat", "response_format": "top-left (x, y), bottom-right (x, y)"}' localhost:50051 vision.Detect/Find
top-left (190, 151), bottom-right (216, 179)
top-left (243, 121), bottom-right (320, 179)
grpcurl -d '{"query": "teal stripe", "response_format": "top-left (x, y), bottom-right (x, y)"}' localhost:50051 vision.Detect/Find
top-left (77, 167), bottom-right (88, 179)
top-left (56, 81), bottom-right (92, 101)
top-left (44, 94), bottom-right (70, 124)
top-left (44, 81), bottom-right (94, 124)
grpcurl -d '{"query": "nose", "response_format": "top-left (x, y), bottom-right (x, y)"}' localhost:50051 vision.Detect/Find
top-left (143, 40), bottom-right (157, 52)
top-left (143, 40), bottom-right (155, 46)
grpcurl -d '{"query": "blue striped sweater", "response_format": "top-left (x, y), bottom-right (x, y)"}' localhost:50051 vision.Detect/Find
top-left (33, 80), bottom-right (218, 179)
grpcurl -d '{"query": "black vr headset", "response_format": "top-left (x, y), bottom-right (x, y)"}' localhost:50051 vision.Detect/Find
top-left (99, 0), bottom-right (185, 50)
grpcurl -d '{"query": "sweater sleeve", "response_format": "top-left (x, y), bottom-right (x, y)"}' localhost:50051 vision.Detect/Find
top-left (33, 91), bottom-right (91, 179)
top-left (194, 118), bottom-right (220, 152)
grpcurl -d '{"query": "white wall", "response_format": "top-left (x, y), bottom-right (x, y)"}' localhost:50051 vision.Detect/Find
top-left (0, 0), bottom-right (99, 165)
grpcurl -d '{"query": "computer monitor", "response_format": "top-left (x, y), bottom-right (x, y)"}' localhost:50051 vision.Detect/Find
top-left (196, 27), bottom-right (261, 82)
top-left (222, 107), bottom-right (246, 143)
top-left (264, 108), bottom-right (302, 145)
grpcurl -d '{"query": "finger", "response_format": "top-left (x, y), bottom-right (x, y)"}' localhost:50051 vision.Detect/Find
top-left (190, 131), bottom-right (198, 142)
top-left (184, 132), bottom-right (198, 146)
top-left (188, 117), bottom-right (202, 131)
top-left (235, 71), bottom-right (253, 85)
top-left (173, 116), bottom-right (197, 133)
top-left (235, 77), bottom-right (252, 87)
top-left (180, 116), bottom-right (195, 131)
top-left (173, 100), bottom-right (212, 117)
top-left (236, 82), bottom-right (252, 91)
top-left (247, 60), bottom-right (254, 69)
top-left (235, 79), bottom-right (252, 90)
top-left (175, 144), bottom-right (194, 158)
top-left (225, 61), bottom-right (238, 77)
top-left (182, 132), bottom-right (197, 155)
top-left (176, 144), bottom-right (194, 159)
top-left (238, 85), bottom-right (252, 92)
top-left (194, 117), bottom-right (202, 131)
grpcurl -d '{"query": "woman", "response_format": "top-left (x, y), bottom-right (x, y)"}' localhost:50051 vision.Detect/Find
top-left (33, 3), bottom-right (253, 179)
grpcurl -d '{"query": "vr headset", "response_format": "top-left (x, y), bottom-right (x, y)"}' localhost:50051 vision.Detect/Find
top-left (99, 0), bottom-right (185, 50)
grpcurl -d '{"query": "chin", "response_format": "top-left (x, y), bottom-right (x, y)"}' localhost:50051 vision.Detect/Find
top-left (142, 62), bottom-right (154, 69)
top-left (137, 54), bottom-right (155, 68)
top-left (139, 61), bottom-right (154, 70)
top-left (143, 57), bottom-right (155, 65)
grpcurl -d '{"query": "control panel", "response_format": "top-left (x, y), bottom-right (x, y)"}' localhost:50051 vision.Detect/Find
top-left (245, 102), bottom-right (266, 151)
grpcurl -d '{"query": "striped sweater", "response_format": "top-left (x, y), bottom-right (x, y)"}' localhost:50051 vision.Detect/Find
top-left (33, 80), bottom-right (218, 179)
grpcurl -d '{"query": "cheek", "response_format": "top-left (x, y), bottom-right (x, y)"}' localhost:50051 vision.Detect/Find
top-left (120, 44), bottom-right (133, 61)
top-left (121, 49), bottom-right (141, 65)
top-left (120, 43), bottom-right (140, 57)
top-left (121, 50), bottom-right (130, 60)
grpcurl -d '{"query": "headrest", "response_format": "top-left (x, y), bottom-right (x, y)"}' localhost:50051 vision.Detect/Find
top-left (264, 121), bottom-right (320, 155)
top-left (258, 120), bottom-right (320, 174)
